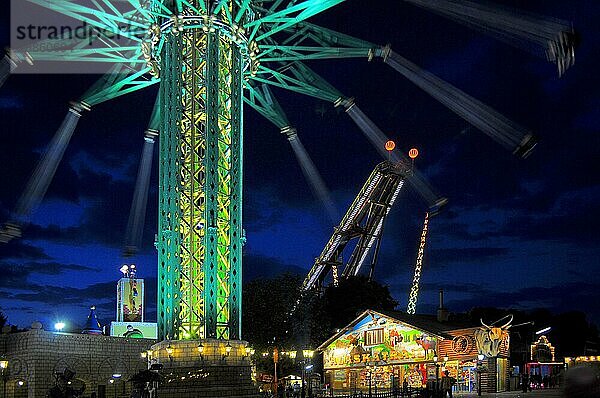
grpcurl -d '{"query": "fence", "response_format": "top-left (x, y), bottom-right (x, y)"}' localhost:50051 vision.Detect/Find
top-left (314, 387), bottom-right (430, 398)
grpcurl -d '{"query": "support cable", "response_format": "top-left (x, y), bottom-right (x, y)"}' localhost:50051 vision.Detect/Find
top-left (0, 101), bottom-right (90, 243)
top-left (403, 0), bottom-right (578, 76)
top-left (123, 129), bottom-right (158, 257)
top-left (378, 47), bottom-right (537, 158)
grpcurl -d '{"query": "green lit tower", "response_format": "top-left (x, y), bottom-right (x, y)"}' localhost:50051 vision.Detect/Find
top-left (155, 5), bottom-right (248, 342)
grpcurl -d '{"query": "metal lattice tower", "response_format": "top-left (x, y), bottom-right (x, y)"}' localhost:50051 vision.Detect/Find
top-left (407, 212), bottom-right (429, 314)
top-left (157, 6), bottom-right (248, 341)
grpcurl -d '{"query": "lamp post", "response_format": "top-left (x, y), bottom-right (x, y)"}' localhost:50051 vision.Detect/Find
top-left (477, 354), bottom-right (485, 396)
top-left (0, 359), bottom-right (8, 398)
top-left (273, 347), bottom-right (279, 398)
top-left (297, 349), bottom-right (314, 398)
top-left (223, 342), bottom-right (232, 361)
top-left (433, 355), bottom-right (439, 397)
top-left (305, 364), bottom-right (314, 398)
top-left (112, 374), bottom-right (122, 398)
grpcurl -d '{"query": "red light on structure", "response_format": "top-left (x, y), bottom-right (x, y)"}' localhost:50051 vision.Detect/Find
top-left (409, 148), bottom-right (419, 159)
top-left (385, 140), bottom-right (396, 151)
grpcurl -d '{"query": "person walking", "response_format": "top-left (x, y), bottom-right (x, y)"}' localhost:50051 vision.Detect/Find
top-left (440, 370), bottom-right (455, 398)
top-left (522, 373), bottom-right (529, 393)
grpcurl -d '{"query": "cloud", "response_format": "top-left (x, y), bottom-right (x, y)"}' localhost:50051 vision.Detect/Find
top-left (0, 264), bottom-right (29, 287)
top-left (443, 282), bottom-right (600, 317)
top-left (6, 281), bottom-right (116, 305)
top-left (429, 247), bottom-right (510, 265)
top-left (0, 96), bottom-right (23, 109)
top-left (0, 241), bottom-right (52, 261)
top-left (243, 253), bottom-right (306, 281)
top-left (22, 261), bottom-right (97, 275)
top-left (0, 259), bottom-right (97, 287)
top-left (486, 188), bottom-right (600, 246)
top-left (403, 280), bottom-right (600, 325)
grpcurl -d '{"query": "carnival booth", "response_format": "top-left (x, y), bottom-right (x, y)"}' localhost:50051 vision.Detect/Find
top-left (526, 335), bottom-right (563, 388)
top-left (318, 310), bottom-right (512, 395)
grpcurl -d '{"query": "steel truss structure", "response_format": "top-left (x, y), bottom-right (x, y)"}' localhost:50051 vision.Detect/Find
top-left (302, 161), bottom-right (410, 291)
top-left (407, 212), bottom-right (429, 314)
top-left (2, 0), bottom-right (576, 340)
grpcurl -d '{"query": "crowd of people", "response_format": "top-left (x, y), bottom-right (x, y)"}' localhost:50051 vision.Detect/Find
top-left (520, 372), bottom-right (562, 392)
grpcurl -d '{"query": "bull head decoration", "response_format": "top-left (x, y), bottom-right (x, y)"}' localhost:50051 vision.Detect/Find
top-left (474, 315), bottom-right (513, 357)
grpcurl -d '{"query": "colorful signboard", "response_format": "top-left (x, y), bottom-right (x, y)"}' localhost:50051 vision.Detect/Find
top-left (116, 278), bottom-right (144, 322)
top-left (110, 321), bottom-right (157, 339)
top-left (323, 313), bottom-right (438, 369)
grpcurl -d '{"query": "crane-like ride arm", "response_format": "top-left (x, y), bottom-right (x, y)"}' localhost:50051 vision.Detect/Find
top-left (302, 160), bottom-right (411, 291)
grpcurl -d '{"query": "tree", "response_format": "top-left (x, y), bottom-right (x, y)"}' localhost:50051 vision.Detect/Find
top-left (242, 273), bottom-right (303, 350)
top-left (242, 274), bottom-right (400, 377)
top-left (319, 276), bottom-right (399, 331)
top-left (0, 311), bottom-right (7, 330)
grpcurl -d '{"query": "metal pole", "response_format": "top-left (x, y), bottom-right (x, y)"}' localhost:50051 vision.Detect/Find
top-left (477, 371), bottom-right (481, 396)
top-left (435, 364), bottom-right (439, 397)
top-left (301, 363), bottom-right (306, 398)
top-left (274, 362), bottom-right (278, 397)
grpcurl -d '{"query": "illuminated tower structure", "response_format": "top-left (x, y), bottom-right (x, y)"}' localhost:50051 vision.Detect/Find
top-left (155, 3), bottom-right (248, 342)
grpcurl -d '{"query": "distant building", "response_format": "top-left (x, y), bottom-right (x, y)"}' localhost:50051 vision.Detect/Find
top-left (317, 309), bottom-right (511, 395)
top-left (0, 322), bottom-right (153, 398)
top-left (526, 334), bottom-right (563, 385)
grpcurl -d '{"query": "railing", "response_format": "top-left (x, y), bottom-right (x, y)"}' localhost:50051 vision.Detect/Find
top-left (314, 387), bottom-right (429, 398)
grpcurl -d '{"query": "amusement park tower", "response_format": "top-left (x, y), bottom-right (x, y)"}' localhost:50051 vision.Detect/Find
top-left (154, 2), bottom-right (247, 342)
top-left (147, 4), bottom-right (257, 395)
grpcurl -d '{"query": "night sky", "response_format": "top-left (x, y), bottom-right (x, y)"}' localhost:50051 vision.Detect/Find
top-left (0, 1), bottom-right (598, 332)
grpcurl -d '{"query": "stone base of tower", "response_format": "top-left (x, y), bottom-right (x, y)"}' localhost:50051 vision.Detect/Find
top-left (150, 339), bottom-right (260, 398)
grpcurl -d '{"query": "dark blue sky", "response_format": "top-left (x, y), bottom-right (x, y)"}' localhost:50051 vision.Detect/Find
top-left (0, 1), bottom-right (599, 332)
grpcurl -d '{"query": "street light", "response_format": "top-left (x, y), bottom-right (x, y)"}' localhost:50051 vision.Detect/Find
top-left (477, 354), bottom-right (485, 396)
top-left (223, 342), bottom-right (232, 360)
top-left (0, 359), bottom-right (8, 398)
top-left (166, 343), bottom-right (174, 362)
top-left (433, 355), bottom-right (439, 395)
top-left (299, 350), bottom-right (314, 398)
top-left (111, 374), bottom-right (122, 398)
top-left (305, 365), bottom-right (314, 398)
top-left (54, 322), bottom-right (66, 332)
top-left (535, 326), bottom-right (551, 335)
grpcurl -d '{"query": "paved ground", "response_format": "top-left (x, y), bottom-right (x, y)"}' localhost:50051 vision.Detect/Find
top-left (319, 389), bottom-right (565, 398)
top-left (455, 389), bottom-right (563, 398)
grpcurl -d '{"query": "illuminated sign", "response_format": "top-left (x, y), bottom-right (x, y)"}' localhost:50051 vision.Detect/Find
top-left (323, 313), bottom-right (438, 369)
top-left (474, 317), bottom-right (512, 357)
top-left (116, 278), bottom-right (144, 322)
top-left (110, 322), bottom-right (157, 339)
